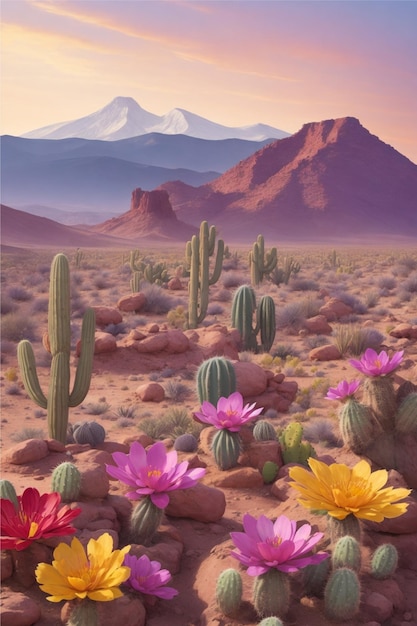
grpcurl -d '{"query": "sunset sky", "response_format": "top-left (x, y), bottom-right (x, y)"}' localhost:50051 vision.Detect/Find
top-left (1, 0), bottom-right (416, 163)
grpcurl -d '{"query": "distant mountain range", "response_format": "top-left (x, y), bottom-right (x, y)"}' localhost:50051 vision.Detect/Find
top-left (20, 96), bottom-right (290, 142)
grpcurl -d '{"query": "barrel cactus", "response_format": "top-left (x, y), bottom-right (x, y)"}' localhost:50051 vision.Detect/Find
top-left (370, 543), bottom-right (398, 579)
top-left (253, 420), bottom-right (277, 441)
top-left (215, 568), bottom-right (243, 617)
top-left (196, 356), bottom-right (236, 405)
top-left (211, 429), bottom-right (242, 470)
top-left (173, 433), bottom-right (198, 452)
top-left (51, 462), bottom-right (82, 502)
top-left (130, 496), bottom-right (164, 546)
top-left (72, 421), bottom-right (106, 447)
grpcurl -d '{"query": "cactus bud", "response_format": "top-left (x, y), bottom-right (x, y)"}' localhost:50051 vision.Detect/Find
top-left (324, 567), bottom-right (361, 621)
top-left (370, 543), bottom-right (398, 579)
top-left (51, 462), bottom-right (81, 502)
top-left (215, 568), bottom-right (242, 616)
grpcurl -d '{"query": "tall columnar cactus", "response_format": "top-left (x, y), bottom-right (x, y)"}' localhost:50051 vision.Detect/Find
top-left (370, 543), bottom-right (398, 579)
top-left (331, 536), bottom-right (362, 572)
top-left (338, 398), bottom-right (380, 454)
top-left (130, 271), bottom-right (141, 293)
top-left (278, 422), bottom-right (316, 466)
top-left (51, 462), bottom-right (81, 502)
top-left (215, 568), bottom-right (243, 617)
top-left (231, 286), bottom-right (276, 353)
top-left (196, 356), bottom-right (236, 405)
top-left (17, 254), bottom-right (96, 444)
top-left (185, 220), bottom-right (224, 328)
top-left (249, 235), bottom-right (277, 286)
top-left (129, 249), bottom-right (143, 272)
top-left (253, 569), bottom-right (290, 618)
top-left (324, 567), bottom-right (361, 622)
top-left (211, 429), bottom-right (242, 471)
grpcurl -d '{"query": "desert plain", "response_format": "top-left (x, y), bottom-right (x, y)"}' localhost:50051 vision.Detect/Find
top-left (1, 239), bottom-right (417, 626)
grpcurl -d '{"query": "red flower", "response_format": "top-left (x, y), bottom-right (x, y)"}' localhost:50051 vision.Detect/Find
top-left (1, 487), bottom-right (80, 551)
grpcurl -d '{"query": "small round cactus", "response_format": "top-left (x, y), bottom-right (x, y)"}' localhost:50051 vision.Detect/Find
top-left (261, 461), bottom-right (279, 484)
top-left (66, 597), bottom-right (98, 626)
top-left (253, 420), bottom-right (277, 441)
top-left (370, 543), bottom-right (398, 579)
top-left (174, 433), bottom-right (198, 452)
top-left (72, 420), bottom-right (106, 447)
top-left (324, 567), bottom-right (361, 622)
top-left (253, 569), bottom-right (290, 618)
top-left (215, 568), bottom-right (242, 617)
top-left (331, 535), bottom-right (362, 572)
top-left (211, 429), bottom-right (242, 470)
top-left (51, 461), bottom-right (81, 502)
top-left (0, 479), bottom-right (18, 509)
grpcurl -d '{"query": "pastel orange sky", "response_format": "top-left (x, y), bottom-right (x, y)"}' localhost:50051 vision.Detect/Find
top-left (1, 0), bottom-right (416, 163)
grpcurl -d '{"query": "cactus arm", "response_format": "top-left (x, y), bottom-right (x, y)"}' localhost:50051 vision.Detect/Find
top-left (209, 238), bottom-right (224, 285)
top-left (69, 307), bottom-right (96, 407)
top-left (188, 234), bottom-right (200, 328)
top-left (17, 340), bottom-right (47, 408)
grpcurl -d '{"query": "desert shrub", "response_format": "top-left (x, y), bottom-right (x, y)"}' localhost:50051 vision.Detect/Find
top-left (1, 314), bottom-right (37, 342)
top-left (167, 305), bottom-right (187, 329)
top-left (93, 272), bottom-right (111, 290)
top-left (303, 419), bottom-right (341, 447)
top-left (164, 380), bottom-right (191, 402)
top-left (276, 302), bottom-right (306, 331)
top-left (5, 383), bottom-right (21, 395)
top-left (222, 272), bottom-right (247, 288)
top-left (142, 284), bottom-right (181, 314)
top-left (83, 401), bottom-right (111, 415)
top-left (214, 289), bottom-right (233, 303)
top-left (289, 278), bottom-right (319, 292)
top-left (139, 408), bottom-right (202, 440)
top-left (273, 344), bottom-right (300, 359)
top-left (7, 286), bottom-right (32, 302)
top-left (377, 276), bottom-right (397, 290)
top-left (71, 272), bottom-right (84, 287)
top-left (113, 405), bottom-right (137, 419)
top-left (116, 418), bottom-right (135, 428)
top-left (305, 335), bottom-right (330, 349)
top-left (332, 324), bottom-right (384, 357)
top-left (30, 298), bottom-right (49, 314)
top-left (207, 303), bottom-right (224, 316)
top-left (1, 296), bottom-right (18, 315)
top-left (331, 291), bottom-right (367, 314)
top-left (11, 427), bottom-right (44, 442)
top-left (402, 272), bottom-right (417, 294)
top-left (363, 289), bottom-right (380, 309)
top-left (4, 367), bottom-right (18, 381)
top-left (104, 322), bottom-right (128, 336)
top-left (1, 340), bottom-right (16, 355)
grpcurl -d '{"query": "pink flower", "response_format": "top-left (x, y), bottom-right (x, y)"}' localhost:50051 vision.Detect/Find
top-left (1, 488), bottom-right (80, 551)
top-left (326, 380), bottom-right (361, 401)
top-left (349, 348), bottom-right (404, 377)
top-left (194, 391), bottom-right (263, 432)
top-left (123, 553), bottom-right (178, 599)
top-left (106, 441), bottom-right (206, 509)
top-left (230, 513), bottom-right (328, 576)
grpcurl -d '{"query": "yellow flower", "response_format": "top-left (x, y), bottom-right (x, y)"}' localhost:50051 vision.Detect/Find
top-left (288, 458), bottom-right (410, 522)
top-left (35, 533), bottom-right (131, 602)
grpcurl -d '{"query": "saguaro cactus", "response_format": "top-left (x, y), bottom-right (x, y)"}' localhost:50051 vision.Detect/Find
top-left (185, 221), bottom-right (224, 328)
top-left (231, 286), bottom-right (276, 353)
top-left (17, 253), bottom-right (96, 444)
top-left (249, 235), bottom-right (277, 286)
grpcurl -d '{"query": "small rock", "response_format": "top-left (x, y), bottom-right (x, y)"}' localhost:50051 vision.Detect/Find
top-left (135, 382), bottom-right (165, 402)
top-left (166, 483), bottom-right (226, 522)
top-left (4, 438), bottom-right (49, 464)
top-left (309, 345), bottom-right (342, 361)
top-left (0, 592), bottom-right (41, 626)
top-left (364, 591), bottom-right (394, 622)
top-left (117, 293), bottom-right (146, 313)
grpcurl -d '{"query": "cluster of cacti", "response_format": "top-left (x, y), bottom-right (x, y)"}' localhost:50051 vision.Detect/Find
top-left (211, 429), bottom-right (242, 471)
top-left (215, 569), bottom-right (242, 616)
top-left (196, 356), bottom-right (236, 405)
top-left (185, 221), bottom-right (224, 328)
top-left (130, 496), bottom-right (164, 545)
top-left (231, 285), bottom-right (276, 353)
top-left (249, 235), bottom-right (277, 286)
top-left (70, 420), bottom-right (106, 447)
top-left (253, 569), bottom-right (290, 618)
top-left (0, 479), bottom-right (18, 509)
top-left (130, 261), bottom-right (169, 291)
top-left (51, 462), bottom-right (81, 502)
top-left (17, 253), bottom-right (96, 444)
top-left (278, 422), bottom-right (316, 466)
top-left (253, 419), bottom-right (277, 441)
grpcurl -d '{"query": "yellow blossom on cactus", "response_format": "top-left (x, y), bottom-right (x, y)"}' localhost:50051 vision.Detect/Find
top-left (288, 458), bottom-right (410, 522)
top-left (35, 533), bottom-right (131, 602)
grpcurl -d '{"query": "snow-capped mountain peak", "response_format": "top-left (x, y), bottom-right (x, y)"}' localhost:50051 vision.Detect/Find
top-left (21, 97), bottom-right (290, 142)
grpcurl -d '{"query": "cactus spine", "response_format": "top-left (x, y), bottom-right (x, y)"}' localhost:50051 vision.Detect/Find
top-left (279, 422), bottom-right (315, 465)
top-left (211, 429), bottom-right (242, 470)
top-left (370, 543), bottom-right (398, 579)
top-left (395, 393), bottom-right (417, 434)
top-left (130, 496), bottom-right (164, 545)
top-left (67, 598), bottom-right (98, 626)
top-left (331, 536), bottom-right (361, 572)
top-left (186, 221), bottom-right (224, 328)
top-left (196, 357), bottom-right (236, 405)
top-left (253, 569), bottom-right (290, 618)
top-left (17, 254), bottom-right (96, 444)
top-left (215, 568), bottom-right (243, 616)
top-left (253, 420), bottom-right (277, 441)
top-left (0, 479), bottom-right (18, 509)
top-left (327, 514), bottom-right (361, 546)
top-left (51, 462), bottom-right (81, 502)
top-left (338, 398), bottom-right (378, 454)
top-left (249, 235), bottom-right (277, 286)
top-left (324, 567), bottom-right (360, 622)
top-left (362, 376), bottom-right (396, 431)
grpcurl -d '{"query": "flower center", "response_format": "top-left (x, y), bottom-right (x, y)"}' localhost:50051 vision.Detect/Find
top-left (374, 359), bottom-right (381, 368)
top-left (267, 536), bottom-right (283, 548)
top-left (147, 469), bottom-right (162, 479)
top-left (28, 521), bottom-right (39, 538)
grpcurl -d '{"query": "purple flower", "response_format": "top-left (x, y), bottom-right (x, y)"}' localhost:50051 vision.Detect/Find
top-left (349, 348), bottom-right (404, 377)
top-left (230, 513), bottom-right (328, 576)
top-left (106, 441), bottom-right (206, 509)
top-left (124, 553), bottom-right (178, 599)
top-left (325, 379), bottom-right (361, 401)
top-left (194, 391), bottom-right (263, 432)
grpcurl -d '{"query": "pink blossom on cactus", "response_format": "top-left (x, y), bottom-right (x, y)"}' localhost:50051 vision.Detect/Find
top-left (325, 380), bottom-right (361, 401)
top-left (123, 554), bottom-right (178, 599)
top-left (230, 513), bottom-right (328, 576)
top-left (194, 391), bottom-right (263, 432)
top-left (349, 348), bottom-right (404, 377)
top-left (106, 441), bottom-right (205, 509)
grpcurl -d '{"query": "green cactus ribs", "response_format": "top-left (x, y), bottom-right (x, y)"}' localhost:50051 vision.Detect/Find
top-left (231, 285), bottom-right (276, 354)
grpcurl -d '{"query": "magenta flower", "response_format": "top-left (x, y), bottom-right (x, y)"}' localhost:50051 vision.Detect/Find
top-left (349, 348), bottom-right (404, 377)
top-left (230, 513), bottom-right (328, 576)
top-left (194, 391), bottom-right (263, 432)
top-left (106, 441), bottom-right (206, 509)
top-left (123, 553), bottom-right (178, 599)
top-left (325, 379), bottom-right (361, 401)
